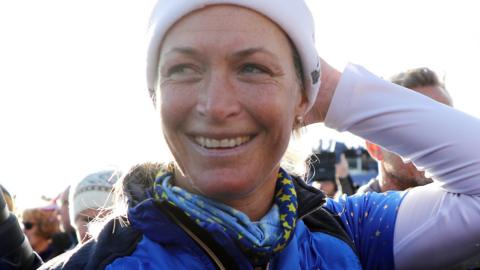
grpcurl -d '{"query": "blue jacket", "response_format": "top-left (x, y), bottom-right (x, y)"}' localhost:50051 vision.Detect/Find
top-left (40, 176), bottom-right (403, 269)
top-left (106, 199), bottom-right (361, 269)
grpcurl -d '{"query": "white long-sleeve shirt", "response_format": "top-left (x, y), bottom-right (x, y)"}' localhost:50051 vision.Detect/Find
top-left (325, 64), bottom-right (480, 269)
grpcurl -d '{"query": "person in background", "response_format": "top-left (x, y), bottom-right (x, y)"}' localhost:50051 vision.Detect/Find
top-left (21, 206), bottom-right (63, 262)
top-left (334, 142), bottom-right (358, 195)
top-left (54, 186), bottom-right (78, 249)
top-left (308, 151), bottom-right (338, 197)
top-left (357, 67), bottom-right (479, 270)
top-left (357, 67), bottom-right (453, 194)
top-left (308, 142), bottom-right (357, 197)
top-left (69, 170), bottom-right (119, 244)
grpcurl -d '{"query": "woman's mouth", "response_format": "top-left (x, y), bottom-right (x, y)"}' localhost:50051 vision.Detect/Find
top-left (194, 136), bottom-right (252, 149)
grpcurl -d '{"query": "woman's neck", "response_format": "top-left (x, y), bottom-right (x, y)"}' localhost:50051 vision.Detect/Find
top-left (222, 177), bottom-right (277, 221)
top-left (174, 167), bottom-right (279, 221)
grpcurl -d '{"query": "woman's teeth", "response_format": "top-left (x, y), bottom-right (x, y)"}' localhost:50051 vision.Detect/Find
top-left (194, 136), bottom-right (251, 149)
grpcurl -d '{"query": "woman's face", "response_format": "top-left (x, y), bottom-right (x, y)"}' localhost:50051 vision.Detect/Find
top-left (158, 5), bottom-right (307, 200)
top-left (23, 220), bottom-right (46, 252)
top-left (74, 208), bottom-right (101, 244)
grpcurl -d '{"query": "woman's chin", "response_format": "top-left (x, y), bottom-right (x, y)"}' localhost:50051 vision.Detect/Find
top-left (173, 162), bottom-right (279, 203)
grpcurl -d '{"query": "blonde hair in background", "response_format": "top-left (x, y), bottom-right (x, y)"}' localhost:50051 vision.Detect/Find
top-left (22, 207), bottom-right (61, 239)
top-left (282, 127), bottom-right (312, 178)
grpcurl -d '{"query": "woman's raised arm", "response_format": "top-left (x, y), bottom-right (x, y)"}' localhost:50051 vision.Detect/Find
top-left (322, 63), bottom-right (480, 269)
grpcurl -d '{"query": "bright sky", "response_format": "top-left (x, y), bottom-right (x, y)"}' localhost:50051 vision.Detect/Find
top-left (1, 0), bottom-right (479, 209)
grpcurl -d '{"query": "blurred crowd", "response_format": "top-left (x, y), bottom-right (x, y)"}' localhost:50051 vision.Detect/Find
top-left (1, 169), bottom-right (120, 263)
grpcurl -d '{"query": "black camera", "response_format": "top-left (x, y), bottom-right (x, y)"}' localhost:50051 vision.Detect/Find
top-left (0, 189), bottom-right (43, 270)
top-left (307, 151), bottom-right (337, 183)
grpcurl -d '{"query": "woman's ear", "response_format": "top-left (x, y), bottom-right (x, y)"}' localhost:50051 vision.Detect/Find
top-left (294, 91), bottom-right (309, 120)
top-left (292, 93), bottom-right (308, 134)
top-left (365, 141), bottom-right (384, 161)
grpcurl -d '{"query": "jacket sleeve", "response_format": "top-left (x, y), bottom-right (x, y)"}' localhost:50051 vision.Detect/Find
top-left (325, 64), bottom-right (480, 269)
top-left (37, 217), bottom-right (142, 270)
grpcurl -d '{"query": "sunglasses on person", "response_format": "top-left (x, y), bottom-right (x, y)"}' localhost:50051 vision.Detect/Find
top-left (23, 221), bottom-right (35, 230)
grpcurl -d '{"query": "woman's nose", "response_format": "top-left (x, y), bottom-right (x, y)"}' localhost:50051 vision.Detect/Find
top-left (196, 72), bottom-right (241, 122)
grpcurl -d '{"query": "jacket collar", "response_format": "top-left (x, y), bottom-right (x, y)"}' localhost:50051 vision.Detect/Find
top-left (123, 164), bottom-right (326, 221)
top-left (291, 175), bottom-right (326, 218)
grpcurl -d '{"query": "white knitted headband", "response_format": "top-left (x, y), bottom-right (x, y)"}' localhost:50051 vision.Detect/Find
top-left (146, 0), bottom-right (321, 111)
top-left (69, 170), bottom-right (119, 227)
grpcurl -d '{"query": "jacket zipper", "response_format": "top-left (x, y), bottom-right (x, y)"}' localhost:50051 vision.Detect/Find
top-left (166, 211), bottom-right (226, 270)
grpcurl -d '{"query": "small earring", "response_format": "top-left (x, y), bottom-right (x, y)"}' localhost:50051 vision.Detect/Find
top-left (295, 116), bottom-right (304, 126)
top-left (295, 115), bottom-right (303, 125)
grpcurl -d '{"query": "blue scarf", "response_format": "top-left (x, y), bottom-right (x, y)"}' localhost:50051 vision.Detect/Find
top-left (151, 168), bottom-right (298, 264)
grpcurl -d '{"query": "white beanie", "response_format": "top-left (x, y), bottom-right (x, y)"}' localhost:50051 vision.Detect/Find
top-left (146, 0), bottom-right (321, 111)
top-left (69, 170), bottom-right (120, 226)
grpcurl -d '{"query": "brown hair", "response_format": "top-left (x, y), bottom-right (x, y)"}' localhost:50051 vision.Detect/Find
top-left (22, 207), bottom-right (61, 239)
top-left (121, 162), bottom-right (167, 207)
top-left (390, 67), bottom-right (444, 89)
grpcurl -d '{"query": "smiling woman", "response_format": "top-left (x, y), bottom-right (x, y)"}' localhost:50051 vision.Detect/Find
top-left (157, 6), bottom-right (307, 218)
top-left (38, 1), bottom-right (480, 270)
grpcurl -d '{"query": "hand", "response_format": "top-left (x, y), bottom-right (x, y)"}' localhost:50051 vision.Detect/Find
top-left (304, 58), bottom-right (341, 124)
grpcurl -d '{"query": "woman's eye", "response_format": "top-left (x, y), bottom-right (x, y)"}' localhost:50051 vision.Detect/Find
top-left (168, 65), bottom-right (197, 76)
top-left (162, 64), bottom-right (202, 83)
top-left (240, 64), bottom-right (268, 74)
